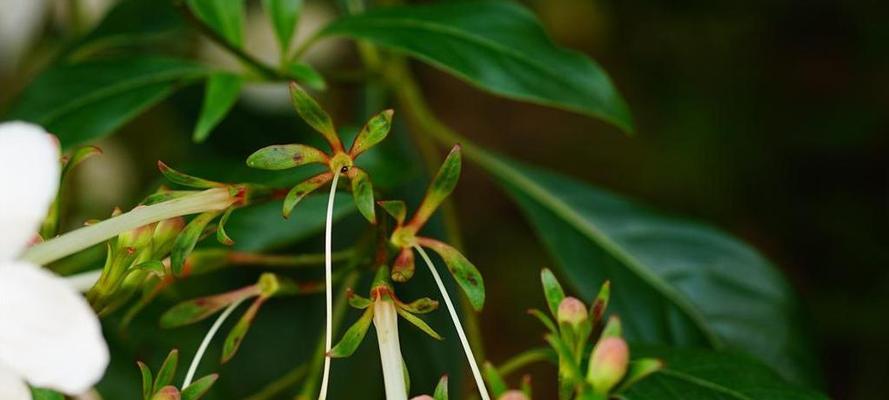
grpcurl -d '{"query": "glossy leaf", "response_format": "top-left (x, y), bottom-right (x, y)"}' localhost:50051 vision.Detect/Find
top-left (160, 285), bottom-right (258, 328)
top-left (396, 307), bottom-right (443, 340)
top-left (622, 347), bottom-right (828, 400)
top-left (171, 211), bottom-right (223, 274)
top-left (69, 0), bottom-right (183, 57)
top-left (288, 82), bottom-right (341, 151)
top-left (348, 166), bottom-right (376, 223)
top-left (329, 306), bottom-right (375, 358)
top-left (137, 361), bottom-right (153, 400)
top-left (152, 350), bottom-right (179, 394)
top-left (410, 145), bottom-right (461, 229)
top-left (181, 373), bottom-right (218, 400)
top-left (222, 296), bottom-right (266, 363)
top-left (540, 268), bottom-right (565, 320)
top-left (283, 172), bottom-right (333, 218)
top-left (187, 0), bottom-right (245, 47)
top-left (378, 200), bottom-right (406, 225)
top-left (157, 161), bottom-right (224, 189)
top-left (246, 144), bottom-right (328, 170)
top-left (322, 1), bottom-right (632, 133)
top-left (492, 155), bottom-right (819, 384)
top-left (193, 73), bottom-right (242, 143)
top-left (6, 57), bottom-right (207, 149)
top-left (286, 61), bottom-right (326, 90)
top-left (417, 238), bottom-right (484, 311)
top-left (349, 109), bottom-right (394, 158)
top-left (263, 0), bottom-right (302, 53)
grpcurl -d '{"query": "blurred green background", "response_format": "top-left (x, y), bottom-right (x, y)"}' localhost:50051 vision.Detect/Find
top-left (1, 0), bottom-right (886, 399)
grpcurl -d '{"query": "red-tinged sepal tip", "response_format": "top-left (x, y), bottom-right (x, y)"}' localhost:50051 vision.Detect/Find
top-left (499, 391), bottom-right (530, 400)
top-left (151, 386), bottom-right (181, 400)
top-left (591, 280), bottom-right (611, 324)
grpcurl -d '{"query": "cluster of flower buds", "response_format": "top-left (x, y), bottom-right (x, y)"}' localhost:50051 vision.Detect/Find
top-left (529, 269), bottom-right (662, 399)
top-left (137, 350), bottom-right (217, 400)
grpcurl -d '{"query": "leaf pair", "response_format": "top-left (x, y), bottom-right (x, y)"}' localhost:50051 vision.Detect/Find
top-left (329, 266), bottom-right (442, 358)
top-left (380, 145), bottom-right (485, 310)
top-left (247, 82), bottom-right (392, 223)
top-left (137, 349), bottom-right (217, 400)
top-left (160, 273), bottom-right (298, 363)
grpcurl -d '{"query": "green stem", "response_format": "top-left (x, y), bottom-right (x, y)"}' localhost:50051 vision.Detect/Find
top-left (498, 347), bottom-right (555, 377)
top-left (21, 188), bottom-right (235, 266)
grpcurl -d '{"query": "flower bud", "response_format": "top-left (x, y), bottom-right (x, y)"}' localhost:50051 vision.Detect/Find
top-left (151, 386), bottom-right (181, 400)
top-left (499, 390), bottom-right (530, 400)
top-left (587, 336), bottom-right (629, 394)
top-left (152, 216), bottom-right (185, 256)
top-left (411, 396), bottom-right (434, 400)
top-left (557, 297), bottom-right (588, 327)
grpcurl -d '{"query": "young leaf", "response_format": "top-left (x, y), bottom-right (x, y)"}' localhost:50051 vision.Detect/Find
top-left (483, 362), bottom-right (508, 396)
top-left (152, 349), bottom-right (179, 394)
top-left (216, 207), bottom-right (235, 246)
top-left (288, 82), bottom-right (342, 151)
top-left (187, 0), bottom-right (245, 47)
top-left (348, 289), bottom-right (372, 309)
top-left (395, 307), bottom-right (443, 340)
top-left (398, 297), bottom-right (438, 314)
top-left (349, 109), bottom-right (394, 158)
top-left (286, 61), bottom-right (326, 90)
top-left (321, 1), bottom-right (632, 133)
top-left (171, 211), bottom-right (222, 274)
top-left (391, 247), bottom-right (415, 282)
top-left (528, 309), bottom-right (558, 335)
top-left (160, 285), bottom-right (259, 328)
top-left (409, 145), bottom-right (461, 229)
top-left (193, 73), bottom-right (242, 143)
top-left (540, 268), bottom-right (565, 320)
top-left (181, 373), bottom-right (219, 400)
top-left (137, 361), bottom-right (153, 400)
top-left (262, 0), bottom-right (302, 53)
top-left (222, 296), bottom-right (266, 363)
top-left (157, 161), bottom-right (224, 189)
top-left (246, 144), bottom-right (328, 170)
top-left (433, 375), bottom-right (449, 400)
top-left (377, 200), bottom-right (406, 225)
top-left (283, 172), bottom-right (333, 218)
top-left (416, 237), bottom-right (484, 311)
top-left (329, 306), bottom-right (374, 358)
top-left (348, 166), bottom-right (376, 223)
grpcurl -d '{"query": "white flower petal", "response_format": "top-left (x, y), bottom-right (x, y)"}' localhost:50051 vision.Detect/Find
top-left (0, 262), bottom-right (109, 395)
top-left (0, 122), bottom-right (60, 260)
top-left (0, 363), bottom-right (31, 400)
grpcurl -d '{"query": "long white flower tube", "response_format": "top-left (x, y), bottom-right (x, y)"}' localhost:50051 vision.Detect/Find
top-left (373, 299), bottom-right (407, 400)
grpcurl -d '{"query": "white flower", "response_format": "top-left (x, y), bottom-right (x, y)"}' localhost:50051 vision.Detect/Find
top-left (0, 122), bottom-right (109, 398)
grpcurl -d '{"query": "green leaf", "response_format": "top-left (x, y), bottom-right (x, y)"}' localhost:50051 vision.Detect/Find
top-left (160, 285), bottom-right (258, 328)
top-left (222, 296), bottom-right (265, 363)
top-left (487, 154), bottom-right (819, 385)
top-left (30, 388), bottom-right (64, 400)
top-left (137, 361), bottom-right (153, 400)
top-left (348, 166), bottom-right (376, 223)
top-left (483, 362), bottom-right (508, 396)
top-left (540, 268), bottom-right (565, 320)
top-left (288, 82), bottom-right (341, 151)
top-left (399, 297), bottom-right (438, 314)
top-left (377, 200), bottom-right (406, 225)
top-left (187, 0), bottom-right (245, 47)
top-left (329, 306), bottom-right (375, 358)
top-left (348, 290), bottom-right (372, 309)
top-left (6, 57), bottom-right (207, 150)
top-left (216, 207), bottom-right (235, 246)
top-left (622, 347), bottom-right (828, 400)
top-left (246, 144), bottom-right (329, 170)
top-left (410, 145), bottom-right (461, 229)
top-left (158, 161), bottom-right (225, 189)
top-left (194, 73), bottom-right (242, 143)
top-left (283, 172), bottom-right (333, 218)
top-left (417, 238), bottom-right (484, 311)
top-left (263, 0), bottom-right (302, 54)
top-left (433, 375), bottom-right (449, 400)
top-left (152, 349), bottom-right (179, 394)
top-left (322, 1), bottom-right (632, 133)
top-left (528, 308), bottom-right (558, 335)
top-left (181, 373), bottom-right (218, 400)
top-left (349, 109), bottom-right (394, 158)
top-left (286, 61), bottom-right (326, 90)
top-left (171, 211), bottom-right (222, 274)
top-left (67, 0), bottom-right (183, 58)
top-left (616, 358), bottom-right (663, 392)
top-left (396, 307), bottom-right (443, 340)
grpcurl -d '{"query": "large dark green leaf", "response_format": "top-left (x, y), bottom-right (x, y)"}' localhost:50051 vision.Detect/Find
top-left (6, 57), bottom-right (208, 149)
top-left (322, 1), bottom-right (632, 133)
top-left (67, 0), bottom-right (183, 57)
top-left (187, 0), bottom-right (245, 47)
top-left (623, 347), bottom-right (827, 399)
top-left (468, 148), bottom-right (818, 385)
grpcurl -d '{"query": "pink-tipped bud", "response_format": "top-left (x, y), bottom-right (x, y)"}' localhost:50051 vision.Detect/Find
top-left (557, 297), bottom-right (588, 327)
top-left (587, 336), bottom-right (629, 394)
top-left (499, 390), bottom-right (530, 400)
top-left (152, 216), bottom-right (185, 255)
top-left (151, 386), bottom-right (181, 400)
top-left (411, 396), bottom-right (434, 400)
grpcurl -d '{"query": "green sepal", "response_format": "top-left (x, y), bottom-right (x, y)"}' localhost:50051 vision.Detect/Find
top-left (181, 373), bottom-right (219, 400)
top-left (349, 109), bottom-right (393, 158)
top-left (160, 285), bottom-right (259, 328)
top-left (288, 82), bottom-right (342, 151)
top-left (398, 297), bottom-right (438, 314)
top-left (417, 238), bottom-right (484, 310)
top-left (133, 260), bottom-right (166, 276)
top-left (591, 280), bottom-right (611, 325)
top-left (216, 207), bottom-right (235, 246)
top-left (283, 172), bottom-right (332, 218)
top-left (222, 296), bottom-right (265, 363)
top-left (528, 308), bottom-right (558, 335)
top-left (171, 211), bottom-right (222, 275)
top-left (246, 144), bottom-right (328, 170)
top-left (615, 358), bottom-right (663, 392)
top-left (409, 144), bottom-right (461, 229)
top-left (194, 72), bottom-right (242, 143)
top-left (433, 375), bottom-right (449, 400)
top-left (329, 306), bottom-right (375, 358)
top-left (152, 349), bottom-right (179, 395)
top-left (544, 335), bottom-right (583, 382)
top-left (391, 247), bottom-right (415, 282)
top-left (541, 268), bottom-right (566, 320)
top-left (137, 361), bottom-right (153, 400)
top-left (396, 307), bottom-right (443, 340)
top-left (377, 200), bottom-right (406, 224)
top-left (348, 289), bottom-right (372, 309)
top-left (348, 166), bottom-right (375, 223)
top-left (484, 362), bottom-right (508, 396)
top-left (601, 316), bottom-right (622, 339)
top-left (157, 161), bottom-right (224, 189)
